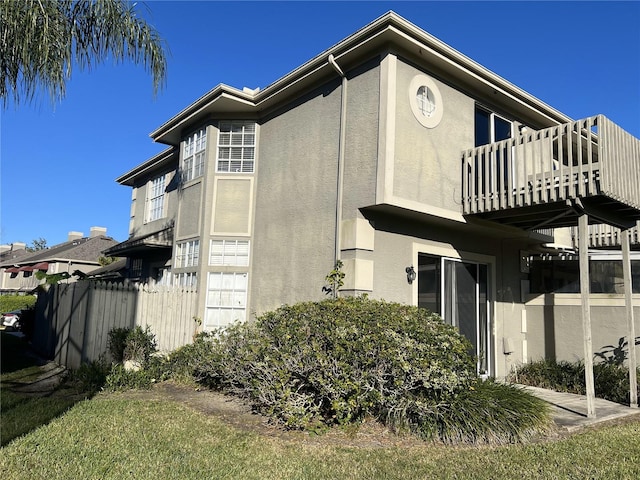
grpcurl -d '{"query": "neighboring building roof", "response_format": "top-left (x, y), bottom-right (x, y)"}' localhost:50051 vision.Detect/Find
top-left (150, 11), bottom-right (572, 146)
top-left (0, 235), bottom-right (119, 268)
top-left (0, 246), bottom-right (30, 264)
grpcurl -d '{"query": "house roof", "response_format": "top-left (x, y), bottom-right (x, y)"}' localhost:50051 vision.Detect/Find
top-left (0, 236), bottom-right (119, 268)
top-left (116, 147), bottom-right (177, 186)
top-left (0, 247), bottom-right (30, 264)
top-left (149, 11), bottom-right (572, 146)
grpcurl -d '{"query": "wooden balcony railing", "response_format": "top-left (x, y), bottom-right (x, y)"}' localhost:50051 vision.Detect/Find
top-left (569, 222), bottom-right (640, 249)
top-left (462, 115), bottom-right (640, 220)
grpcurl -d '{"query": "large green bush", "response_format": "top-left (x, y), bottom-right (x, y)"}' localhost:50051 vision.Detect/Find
top-left (196, 297), bottom-right (476, 430)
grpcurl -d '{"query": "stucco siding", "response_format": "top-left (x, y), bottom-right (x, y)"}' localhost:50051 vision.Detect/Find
top-left (130, 169), bottom-right (178, 238)
top-left (392, 60), bottom-right (474, 212)
top-left (525, 296), bottom-right (640, 364)
top-left (177, 181), bottom-right (202, 238)
top-left (250, 81), bottom-right (342, 316)
top-left (361, 210), bottom-right (532, 377)
top-left (342, 59), bottom-right (380, 220)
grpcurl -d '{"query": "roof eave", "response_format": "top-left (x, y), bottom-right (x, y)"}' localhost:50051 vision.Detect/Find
top-left (149, 11), bottom-right (574, 146)
top-left (116, 147), bottom-right (178, 186)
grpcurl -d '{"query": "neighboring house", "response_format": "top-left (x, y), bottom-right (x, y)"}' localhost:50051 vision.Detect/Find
top-left (0, 227), bottom-right (118, 294)
top-left (106, 12), bottom-right (640, 379)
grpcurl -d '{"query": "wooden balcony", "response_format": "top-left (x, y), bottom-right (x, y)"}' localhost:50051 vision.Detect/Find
top-left (567, 222), bottom-right (640, 249)
top-left (462, 115), bottom-right (640, 231)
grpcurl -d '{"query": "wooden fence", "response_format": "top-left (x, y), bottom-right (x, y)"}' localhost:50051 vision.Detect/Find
top-left (32, 281), bottom-right (199, 369)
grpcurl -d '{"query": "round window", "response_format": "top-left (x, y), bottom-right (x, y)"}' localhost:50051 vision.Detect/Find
top-left (416, 86), bottom-right (436, 117)
top-left (409, 75), bottom-right (443, 128)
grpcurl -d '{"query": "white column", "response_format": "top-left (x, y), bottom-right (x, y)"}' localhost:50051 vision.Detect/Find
top-left (579, 214), bottom-right (596, 418)
top-left (622, 229), bottom-right (638, 408)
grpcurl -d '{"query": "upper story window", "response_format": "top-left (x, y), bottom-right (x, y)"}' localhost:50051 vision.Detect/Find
top-left (175, 239), bottom-right (200, 268)
top-left (147, 174), bottom-right (166, 222)
top-left (209, 239), bottom-right (250, 266)
top-left (183, 128), bottom-right (207, 182)
top-left (217, 121), bottom-right (256, 173)
top-left (409, 74), bottom-right (443, 128)
top-left (475, 106), bottom-right (512, 147)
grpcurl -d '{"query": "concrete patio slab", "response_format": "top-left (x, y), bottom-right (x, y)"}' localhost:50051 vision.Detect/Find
top-left (519, 385), bottom-right (640, 431)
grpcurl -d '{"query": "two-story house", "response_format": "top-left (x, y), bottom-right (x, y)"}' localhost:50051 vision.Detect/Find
top-left (106, 12), bottom-right (640, 380)
top-left (1, 227), bottom-right (118, 293)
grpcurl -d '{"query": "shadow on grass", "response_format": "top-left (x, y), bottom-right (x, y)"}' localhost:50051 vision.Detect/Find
top-left (1, 332), bottom-right (97, 447)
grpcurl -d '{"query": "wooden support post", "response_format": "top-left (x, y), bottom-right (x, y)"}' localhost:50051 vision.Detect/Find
top-left (622, 229), bottom-right (638, 408)
top-left (579, 214), bottom-right (596, 418)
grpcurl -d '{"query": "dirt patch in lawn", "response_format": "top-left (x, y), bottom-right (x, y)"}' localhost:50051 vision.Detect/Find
top-left (107, 381), bottom-right (640, 448)
top-left (111, 381), bottom-right (431, 449)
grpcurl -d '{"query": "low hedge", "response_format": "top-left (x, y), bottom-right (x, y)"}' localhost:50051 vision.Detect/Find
top-left (511, 358), bottom-right (640, 406)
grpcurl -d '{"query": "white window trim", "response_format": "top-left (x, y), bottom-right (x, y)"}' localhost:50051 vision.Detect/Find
top-left (182, 128), bottom-right (207, 182)
top-left (216, 121), bottom-right (256, 173)
top-left (146, 174), bottom-right (166, 223)
top-left (205, 271), bottom-right (248, 330)
top-left (209, 239), bottom-right (250, 266)
top-left (175, 239), bottom-right (200, 268)
top-left (174, 272), bottom-right (197, 288)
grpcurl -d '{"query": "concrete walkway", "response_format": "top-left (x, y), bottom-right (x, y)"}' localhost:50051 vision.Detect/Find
top-left (519, 385), bottom-right (640, 431)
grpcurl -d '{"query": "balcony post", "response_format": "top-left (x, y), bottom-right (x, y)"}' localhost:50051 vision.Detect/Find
top-left (579, 213), bottom-right (596, 418)
top-left (622, 228), bottom-right (638, 408)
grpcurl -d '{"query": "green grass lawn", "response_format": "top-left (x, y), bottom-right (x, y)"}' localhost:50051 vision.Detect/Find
top-left (2, 331), bottom-right (640, 479)
top-left (1, 395), bottom-right (639, 480)
top-left (0, 332), bottom-right (90, 446)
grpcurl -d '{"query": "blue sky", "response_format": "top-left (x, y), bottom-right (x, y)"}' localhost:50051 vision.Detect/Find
top-left (1, 1), bottom-right (639, 247)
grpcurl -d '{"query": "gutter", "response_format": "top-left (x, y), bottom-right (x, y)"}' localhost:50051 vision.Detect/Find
top-left (328, 54), bottom-right (347, 269)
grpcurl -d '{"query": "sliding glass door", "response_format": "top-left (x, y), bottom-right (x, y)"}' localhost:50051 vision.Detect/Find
top-left (419, 255), bottom-right (490, 375)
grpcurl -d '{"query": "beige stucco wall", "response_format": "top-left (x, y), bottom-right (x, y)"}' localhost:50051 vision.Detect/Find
top-left (525, 295), bottom-right (640, 364)
top-left (177, 181), bottom-right (202, 238)
top-left (356, 210), bottom-right (534, 378)
top-left (391, 59), bottom-right (474, 213)
top-left (250, 79), bottom-right (344, 315)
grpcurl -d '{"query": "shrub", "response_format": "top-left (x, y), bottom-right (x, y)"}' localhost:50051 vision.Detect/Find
top-left (164, 332), bottom-right (216, 384)
top-left (108, 326), bottom-right (157, 367)
top-left (401, 379), bottom-right (551, 444)
top-left (107, 327), bottom-right (130, 363)
top-left (104, 356), bottom-right (166, 391)
top-left (101, 326), bottom-right (160, 391)
top-left (196, 297), bottom-right (477, 430)
top-left (68, 358), bottom-right (110, 394)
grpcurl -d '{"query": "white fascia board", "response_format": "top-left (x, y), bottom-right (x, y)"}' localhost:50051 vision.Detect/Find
top-left (116, 147), bottom-right (177, 185)
top-left (150, 85), bottom-right (257, 142)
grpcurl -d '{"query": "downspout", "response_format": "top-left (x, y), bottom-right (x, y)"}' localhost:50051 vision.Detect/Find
top-left (328, 54), bottom-right (347, 274)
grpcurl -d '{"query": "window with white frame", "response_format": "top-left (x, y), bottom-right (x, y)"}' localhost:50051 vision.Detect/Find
top-left (209, 239), bottom-right (249, 266)
top-left (217, 121), bottom-right (256, 173)
top-left (174, 272), bottom-right (197, 288)
top-left (182, 128), bottom-right (207, 182)
top-left (205, 272), bottom-right (247, 330)
top-left (175, 239), bottom-right (200, 268)
top-left (147, 174), bottom-right (166, 222)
